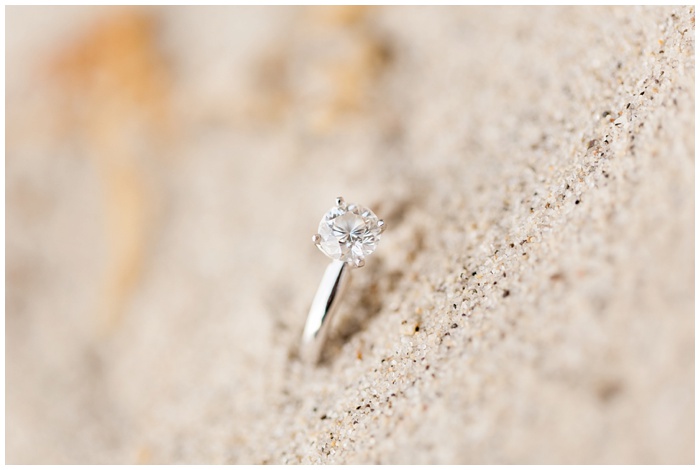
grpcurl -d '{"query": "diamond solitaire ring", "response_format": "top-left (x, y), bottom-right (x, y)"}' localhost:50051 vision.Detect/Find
top-left (302, 197), bottom-right (385, 363)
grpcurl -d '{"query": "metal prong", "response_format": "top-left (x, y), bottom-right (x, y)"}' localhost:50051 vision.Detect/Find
top-left (335, 197), bottom-right (345, 208)
top-left (355, 258), bottom-right (366, 268)
top-left (377, 219), bottom-right (386, 233)
top-left (312, 234), bottom-right (321, 244)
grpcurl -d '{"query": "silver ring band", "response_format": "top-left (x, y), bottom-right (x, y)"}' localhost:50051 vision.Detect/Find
top-left (301, 260), bottom-right (351, 363)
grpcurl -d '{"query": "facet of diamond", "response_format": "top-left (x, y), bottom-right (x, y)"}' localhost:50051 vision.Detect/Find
top-left (315, 199), bottom-right (383, 267)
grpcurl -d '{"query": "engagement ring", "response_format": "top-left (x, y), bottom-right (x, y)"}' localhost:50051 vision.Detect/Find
top-left (302, 197), bottom-right (385, 363)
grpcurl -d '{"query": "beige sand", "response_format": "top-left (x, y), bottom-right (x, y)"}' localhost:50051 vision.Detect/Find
top-left (6, 6), bottom-right (694, 464)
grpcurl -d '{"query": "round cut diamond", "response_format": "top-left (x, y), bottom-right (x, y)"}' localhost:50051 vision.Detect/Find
top-left (316, 202), bottom-right (382, 266)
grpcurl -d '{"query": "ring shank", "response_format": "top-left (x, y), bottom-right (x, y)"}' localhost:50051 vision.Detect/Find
top-left (302, 260), bottom-right (351, 363)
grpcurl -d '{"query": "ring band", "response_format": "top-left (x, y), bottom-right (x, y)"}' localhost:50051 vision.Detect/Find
top-left (301, 260), bottom-right (351, 363)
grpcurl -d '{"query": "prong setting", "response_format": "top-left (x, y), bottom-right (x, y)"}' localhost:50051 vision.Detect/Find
top-left (378, 219), bottom-right (386, 233)
top-left (315, 198), bottom-right (383, 267)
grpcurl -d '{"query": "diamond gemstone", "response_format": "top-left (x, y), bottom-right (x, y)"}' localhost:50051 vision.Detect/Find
top-left (317, 202), bottom-right (382, 265)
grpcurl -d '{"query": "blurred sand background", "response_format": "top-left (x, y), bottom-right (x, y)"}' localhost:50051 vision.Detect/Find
top-left (5, 6), bottom-right (695, 464)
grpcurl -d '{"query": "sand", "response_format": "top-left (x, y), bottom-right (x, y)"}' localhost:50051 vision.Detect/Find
top-left (5, 6), bottom-right (695, 464)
